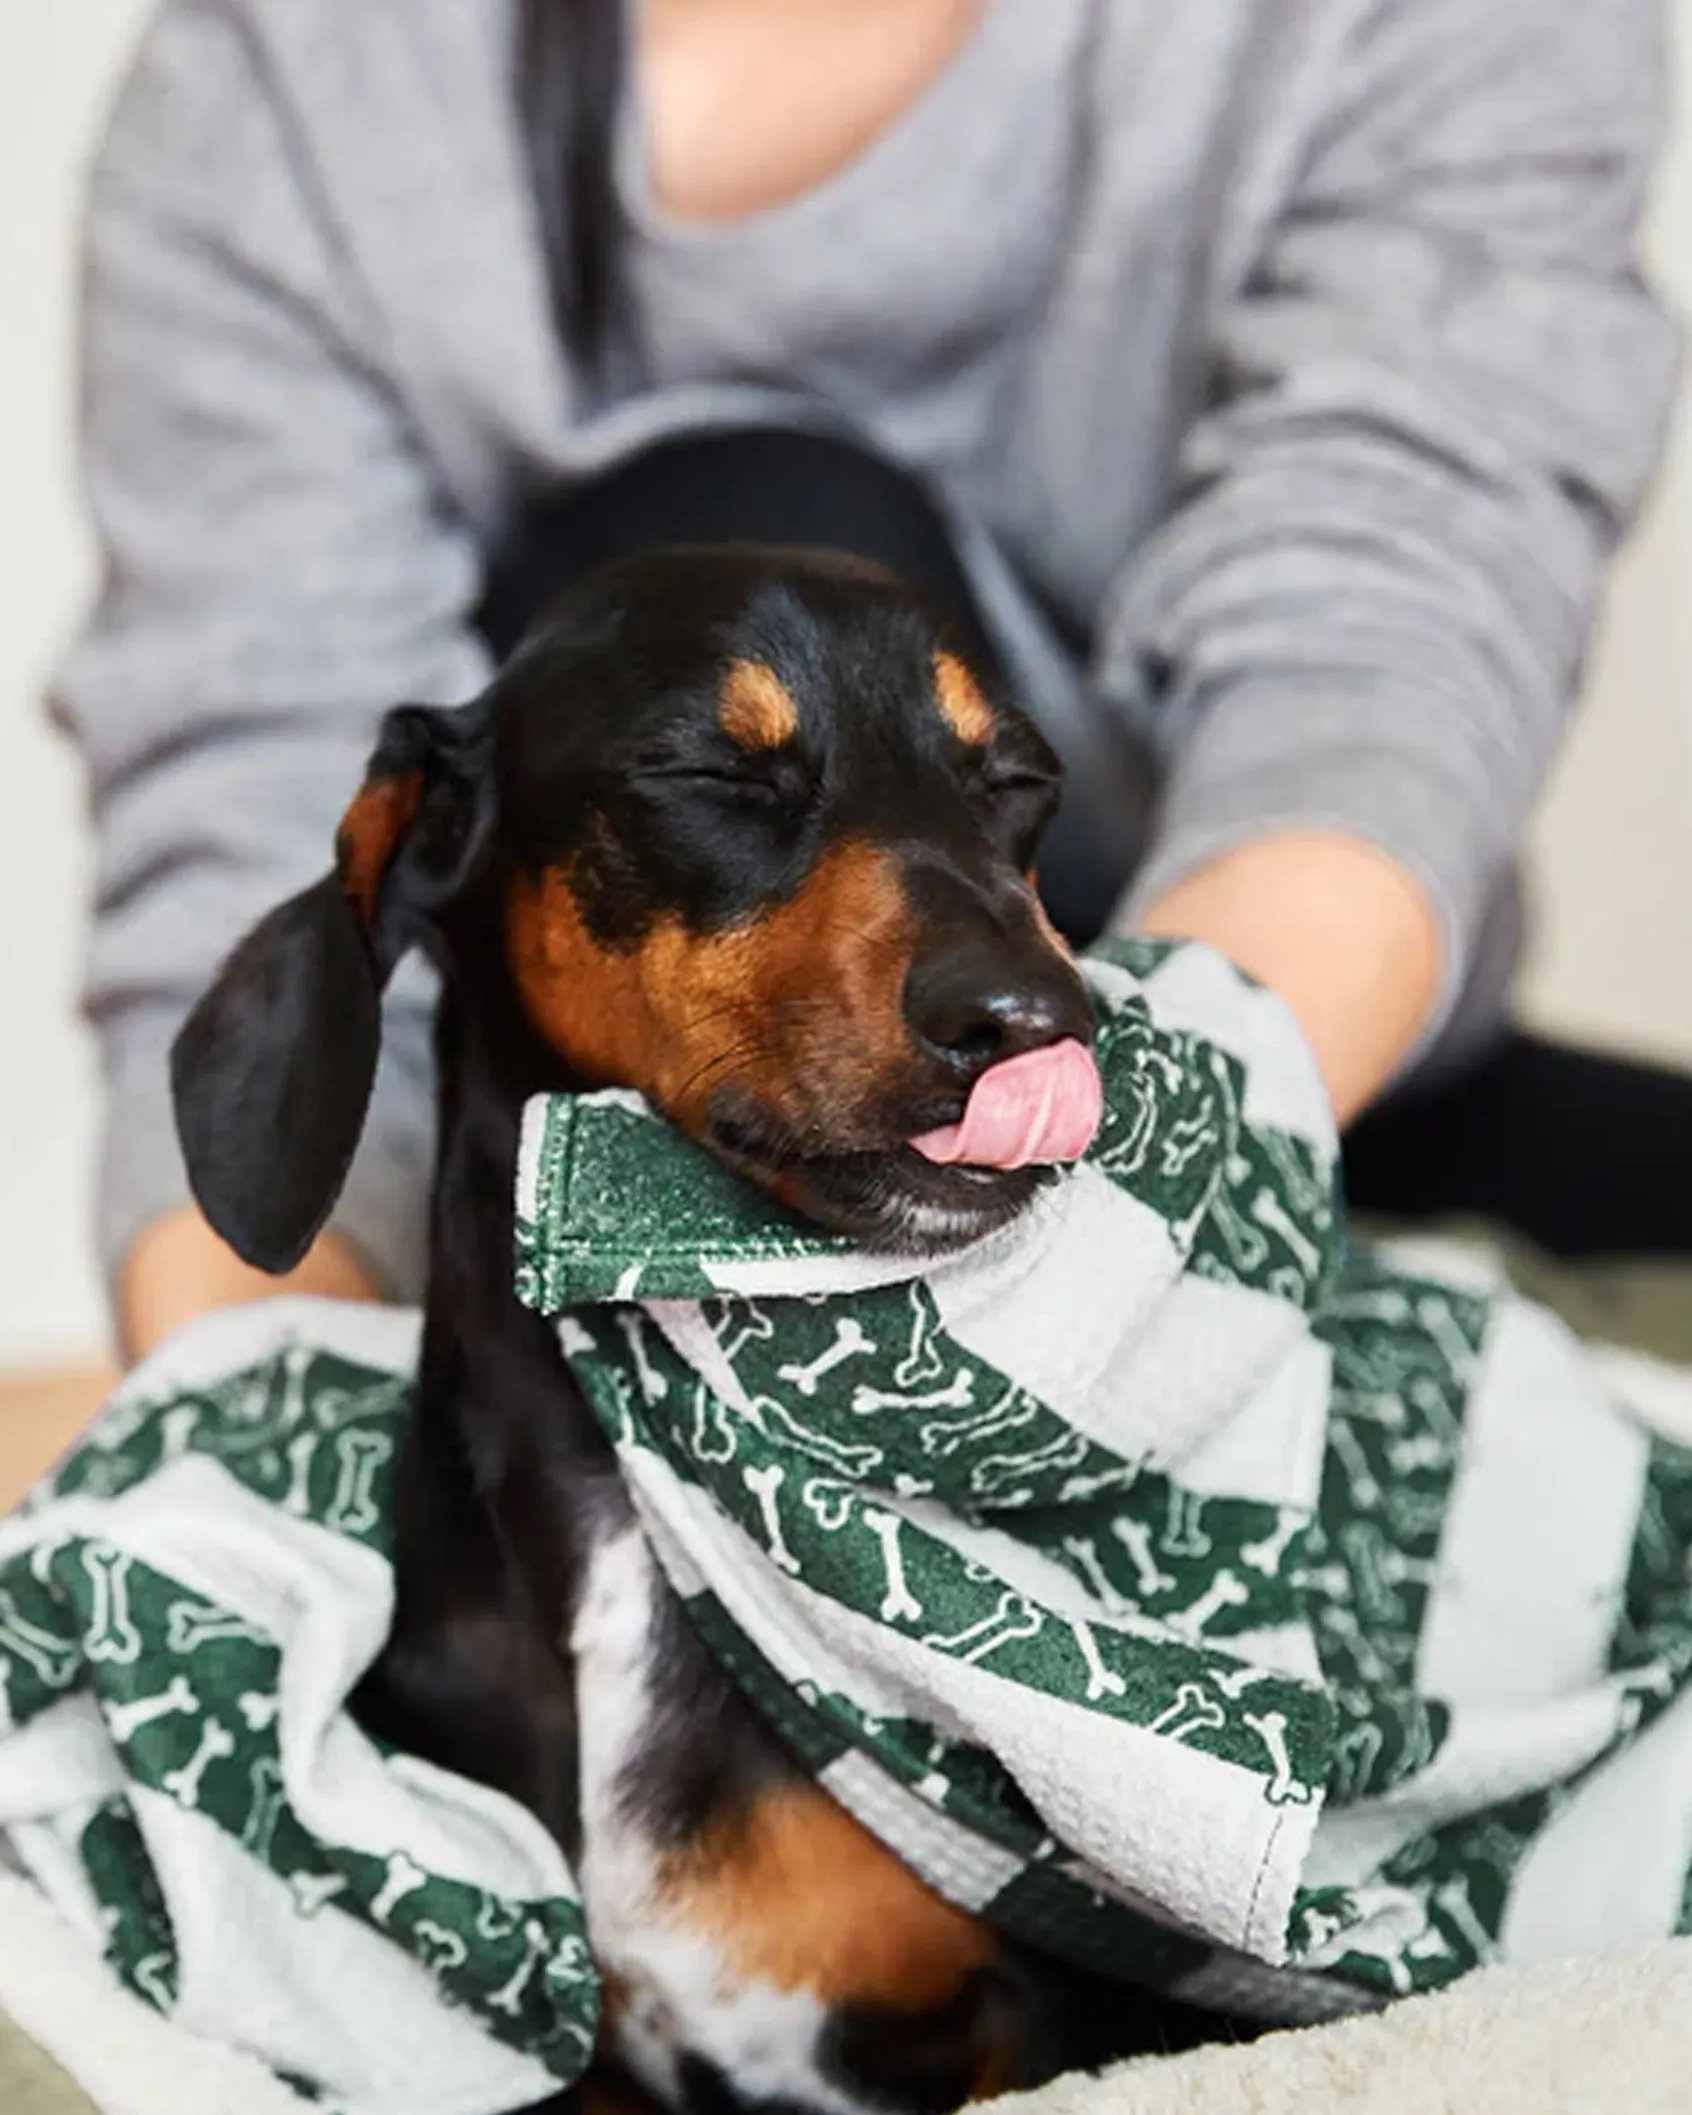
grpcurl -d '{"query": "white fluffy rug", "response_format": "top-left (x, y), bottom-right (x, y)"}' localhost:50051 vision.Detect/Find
top-left (1007, 1942), bottom-right (1692, 2115)
top-left (2, 1857), bottom-right (1689, 2115)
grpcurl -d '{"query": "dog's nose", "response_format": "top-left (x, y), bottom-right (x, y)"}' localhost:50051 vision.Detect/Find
top-left (904, 947), bottom-right (1092, 1079)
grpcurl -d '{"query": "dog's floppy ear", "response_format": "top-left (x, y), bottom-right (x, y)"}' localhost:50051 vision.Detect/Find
top-left (171, 701), bottom-right (492, 1275)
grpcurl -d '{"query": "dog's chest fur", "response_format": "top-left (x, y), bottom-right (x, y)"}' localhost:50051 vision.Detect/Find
top-left (572, 1523), bottom-right (883, 2115)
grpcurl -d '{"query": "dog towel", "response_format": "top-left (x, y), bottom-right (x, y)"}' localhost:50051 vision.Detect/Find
top-left (0, 1302), bottom-right (597, 2115)
top-left (513, 938), bottom-right (1692, 2019)
top-left (3, 939), bottom-right (1692, 2114)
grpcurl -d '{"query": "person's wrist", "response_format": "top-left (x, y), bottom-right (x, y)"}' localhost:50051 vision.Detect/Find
top-left (1134, 831), bottom-right (1443, 1127)
top-left (119, 1205), bottom-right (381, 1366)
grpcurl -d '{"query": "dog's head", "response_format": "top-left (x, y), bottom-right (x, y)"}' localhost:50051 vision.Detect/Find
top-left (173, 547), bottom-right (1094, 1273)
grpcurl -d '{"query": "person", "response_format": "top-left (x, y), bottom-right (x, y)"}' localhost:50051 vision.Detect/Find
top-left (59, 0), bottom-right (1680, 1363)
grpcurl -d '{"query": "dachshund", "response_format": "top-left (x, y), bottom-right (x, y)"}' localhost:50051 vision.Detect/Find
top-left (171, 545), bottom-right (1238, 2115)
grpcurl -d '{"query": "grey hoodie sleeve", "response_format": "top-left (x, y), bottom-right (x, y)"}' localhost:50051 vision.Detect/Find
top-left (1107, 0), bottom-right (1680, 1028)
top-left (55, 9), bottom-right (491, 1302)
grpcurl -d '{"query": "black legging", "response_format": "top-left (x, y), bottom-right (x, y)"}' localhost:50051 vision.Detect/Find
top-left (480, 425), bottom-right (1692, 1263)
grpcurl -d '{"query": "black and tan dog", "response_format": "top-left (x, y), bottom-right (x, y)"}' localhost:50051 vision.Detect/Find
top-left (171, 547), bottom-right (1233, 2114)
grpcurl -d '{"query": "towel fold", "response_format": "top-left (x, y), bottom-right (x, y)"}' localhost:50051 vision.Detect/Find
top-left (1, 940), bottom-right (1691, 2112)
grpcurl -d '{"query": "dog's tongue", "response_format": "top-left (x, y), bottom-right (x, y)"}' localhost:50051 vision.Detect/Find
top-left (909, 1039), bottom-right (1102, 1170)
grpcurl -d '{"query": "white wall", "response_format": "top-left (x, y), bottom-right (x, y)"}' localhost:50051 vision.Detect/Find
top-left (1, 6), bottom-right (1690, 1369)
top-left (0, 5), bottom-right (152, 1367)
top-left (1518, 45), bottom-right (1692, 1055)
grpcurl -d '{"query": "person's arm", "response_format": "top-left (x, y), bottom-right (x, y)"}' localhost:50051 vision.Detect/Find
top-left (1099, 0), bottom-right (1680, 1114)
top-left (59, 7), bottom-right (492, 1361)
top-left (1137, 833), bottom-right (1441, 1127)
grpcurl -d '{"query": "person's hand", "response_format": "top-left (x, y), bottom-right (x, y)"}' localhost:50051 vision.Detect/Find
top-left (1135, 831), bottom-right (1443, 1128)
top-left (119, 1205), bottom-right (380, 1365)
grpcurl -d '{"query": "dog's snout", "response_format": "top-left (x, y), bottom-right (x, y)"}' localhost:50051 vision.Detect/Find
top-left (904, 947), bottom-right (1092, 1079)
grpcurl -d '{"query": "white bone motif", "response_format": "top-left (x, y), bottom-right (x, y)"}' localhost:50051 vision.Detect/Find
top-left (1110, 1517), bottom-right (1175, 1598)
top-left (488, 1915), bottom-right (552, 2017)
top-left (1320, 1603), bottom-right (1395, 1688)
top-left (1069, 1619), bottom-right (1127, 1701)
top-left (1211, 1663), bottom-right (1273, 1703)
top-left (28, 1530), bottom-right (73, 1587)
top-left (1415, 1294), bottom-right (1479, 1386)
top-left (415, 1920), bottom-right (470, 1974)
top-left (238, 1690), bottom-right (280, 1733)
top-left (1061, 1536), bottom-right (1133, 1617)
top-left (749, 1396), bottom-right (882, 1477)
top-left (165, 1601), bottom-right (266, 1655)
top-left (1162, 1487), bottom-right (1212, 1559)
top-left (277, 1342), bottom-right (313, 1430)
top-left (1208, 1195), bottom-right (1269, 1273)
top-left (288, 1871), bottom-right (348, 1917)
top-left (1166, 1569), bottom-right (1250, 1641)
top-left (1342, 1523), bottom-right (1438, 1617)
top-left (242, 1755), bottom-right (287, 1861)
top-left (0, 1590), bottom-right (80, 1688)
top-left (921, 1381), bottom-right (1035, 1457)
top-left (83, 1547), bottom-right (143, 1666)
top-left (1297, 1560), bottom-right (1352, 1603)
top-left (476, 1895), bottom-right (523, 1941)
top-left (972, 1429), bottom-right (1088, 1500)
top-left (742, 1463), bottom-right (801, 1575)
top-left (556, 1317), bottom-right (596, 1359)
top-left (370, 1848), bottom-right (431, 1924)
top-left (1241, 1511), bottom-right (1304, 1577)
top-left (1434, 1875), bottom-right (1496, 1965)
top-left (158, 1404), bottom-right (202, 1460)
top-left (688, 1378), bottom-right (738, 1465)
top-left (712, 1301), bottom-right (776, 1364)
top-left (801, 1480), bottom-right (854, 1532)
top-left (281, 1431), bottom-right (318, 1517)
top-left (1387, 1434), bottom-right (1452, 1477)
top-left (895, 1288), bottom-right (947, 1387)
top-left (921, 1591), bottom-right (1043, 1665)
top-left (1148, 1682), bottom-right (1226, 1743)
top-left (1243, 1708), bottom-right (1313, 1806)
top-left (105, 1675), bottom-right (197, 1745)
top-left (327, 1429), bottom-right (391, 1535)
top-left (778, 1318), bottom-right (874, 1398)
top-left (1328, 1421), bottom-right (1381, 1510)
top-left (1334, 1716), bottom-right (1385, 1791)
top-left (860, 1507), bottom-right (922, 1623)
top-left (891, 1473), bottom-right (934, 1500)
top-left (1251, 1189), bottom-right (1323, 1279)
top-left (161, 1716), bottom-right (236, 1809)
top-left (851, 1372), bottom-right (974, 1417)
top-left (1330, 1285), bottom-right (1411, 1329)
top-left (618, 1313), bottom-right (669, 1403)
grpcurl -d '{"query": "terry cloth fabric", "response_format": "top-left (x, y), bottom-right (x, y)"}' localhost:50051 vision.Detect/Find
top-left (6, 942), bottom-right (1692, 2115)
top-left (0, 1301), bottom-right (597, 2115)
top-left (513, 938), bottom-right (1692, 2018)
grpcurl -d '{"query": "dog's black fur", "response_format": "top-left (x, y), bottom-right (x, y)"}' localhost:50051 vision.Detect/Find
top-left (172, 547), bottom-right (1241, 2114)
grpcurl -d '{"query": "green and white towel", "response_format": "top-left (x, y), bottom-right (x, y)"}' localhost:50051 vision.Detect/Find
top-left (0, 1302), bottom-right (596, 2115)
top-left (4, 937), bottom-right (1692, 2114)
top-left (512, 938), bottom-right (1692, 2016)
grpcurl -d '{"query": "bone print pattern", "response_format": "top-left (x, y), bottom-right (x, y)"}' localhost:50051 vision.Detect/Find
top-left (521, 944), bottom-right (1692, 2010)
top-left (26, 928), bottom-right (1692, 2081)
top-left (0, 1348), bottom-right (599, 2091)
top-left (1304, 1251), bottom-right (1490, 1801)
top-left (43, 1343), bottom-right (410, 1555)
top-left (1023, 1479), bottom-right (1303, 1642)
top-left (81, 1797), bottom-right (179, 2011)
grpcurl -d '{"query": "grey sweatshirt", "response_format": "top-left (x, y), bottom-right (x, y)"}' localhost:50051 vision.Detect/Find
top-left (58, 0), bottom-right (1679, 1304)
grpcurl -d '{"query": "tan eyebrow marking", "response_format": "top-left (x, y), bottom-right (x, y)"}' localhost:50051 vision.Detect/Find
top-left (336, 770), bottom-right (423, 928)
top-left (933, 653), bottom-right (996, 746)
top-left (719, 660), bottom-right (801, 751)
